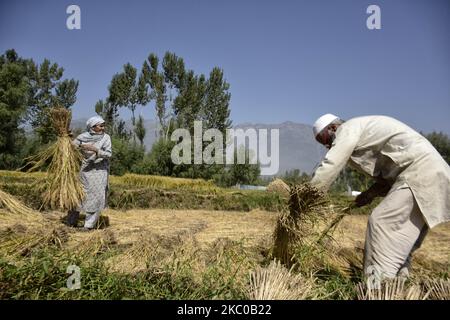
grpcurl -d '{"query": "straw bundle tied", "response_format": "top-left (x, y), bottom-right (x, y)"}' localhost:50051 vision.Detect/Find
top-left (248, 260), bottom-right (315, 300)
top-left (272, 183), bottom-right (331, 265)
top-left (356, 277), bottom-right (429, 300)
top-left (424, 278), bottom-right (450, 300)
top-left (267, 179), bottom-right (290, 197)
top-left (24, 107), bottom-right (84, 210)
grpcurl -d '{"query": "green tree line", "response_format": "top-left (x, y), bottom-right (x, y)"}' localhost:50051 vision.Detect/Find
top-left (1, 49), bottom-right (448, 187)
top-left (0, 49), bottom-right (260, 187)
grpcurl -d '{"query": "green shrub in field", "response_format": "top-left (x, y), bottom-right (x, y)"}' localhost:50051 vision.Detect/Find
top-left (110, 138), bottom-right (145, 176)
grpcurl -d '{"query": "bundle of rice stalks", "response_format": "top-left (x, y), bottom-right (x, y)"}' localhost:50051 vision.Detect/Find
top-left (23, 107), bottom-right (84, 210)
top-left (272, 183), bottom-right (330, 265)
top-left (424, 278), bottom-right (450, 300)
top-left (248, 260), bottom-right (315, 300)
top-left (0, 222), bottom-right (68, 258)
top-left (266, 179), bottom-right (290, 197)
top-left (0, 188), bottom-right (36, 216)
top-left (356, 277), bottom-right (428, 300)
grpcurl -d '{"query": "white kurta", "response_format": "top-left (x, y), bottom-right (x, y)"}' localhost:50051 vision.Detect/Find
top-left (311, 115), bottom-right (450, 229)
top-left (73, 134), bottom-right (112, 213)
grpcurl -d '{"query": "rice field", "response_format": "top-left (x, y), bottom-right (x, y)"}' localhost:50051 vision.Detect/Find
top-left (110, 173), bottom-right (220, 192)
top-left (0, 170), bottom-right (449, 300)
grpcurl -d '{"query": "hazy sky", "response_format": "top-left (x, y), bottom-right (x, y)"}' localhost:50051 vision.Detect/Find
top-left (1, 0), bottom-right (449, 134)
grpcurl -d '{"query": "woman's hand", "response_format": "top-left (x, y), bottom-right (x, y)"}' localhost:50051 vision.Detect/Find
top-left (80, 144), bottom-right (98, 153)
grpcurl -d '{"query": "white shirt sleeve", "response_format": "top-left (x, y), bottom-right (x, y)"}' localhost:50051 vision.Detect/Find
top-left (310, 124), bottom-right (362, 191)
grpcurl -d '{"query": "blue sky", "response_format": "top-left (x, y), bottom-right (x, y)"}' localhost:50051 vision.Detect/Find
top-left (1, 0), bottom-right (449, 134)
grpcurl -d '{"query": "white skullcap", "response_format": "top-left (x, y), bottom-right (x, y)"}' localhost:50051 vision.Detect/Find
top-left (313, 114), bottom-right (339, 137)
top-left (86, 116), bottom-right (105, 130)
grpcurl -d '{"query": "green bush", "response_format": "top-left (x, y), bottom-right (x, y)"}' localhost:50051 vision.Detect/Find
top-left (110, 137), bottom-right (145, 176)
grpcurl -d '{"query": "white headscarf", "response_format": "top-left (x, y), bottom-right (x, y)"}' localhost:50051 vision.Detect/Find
top-left (86, 116), bottom-right (105, 131)
top-left (76, 116), bottom-right (106, 143)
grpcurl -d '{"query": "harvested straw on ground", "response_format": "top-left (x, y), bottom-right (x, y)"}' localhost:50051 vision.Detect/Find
top-left (106, 232), bottom-right (175, 273)
top-left (267, 179), bottom-right (290, 197)
top-left (424, 278), bottom-right (450, 300)
top-left (24, 107), bottom-right (84, 210)
top-left (0, 188), bottom-right (37, 216)
top-left (248, 260), bottom-right (315, 300)
top-left (0, 187), bottom-right (64, 260)
top-left (71, 229), bottom-right (116, 257)
top-left (122, 233), bottom-right (166, 271)
top-left (356, 277), bottom-right (428, 300)
top-left (0, 219), bottom-right (68, 257)
top-left (272, 183), bottom-right (330, 265)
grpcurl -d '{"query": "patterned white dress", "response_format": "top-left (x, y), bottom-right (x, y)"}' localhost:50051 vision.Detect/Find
top-left (73, 134), bottom-right (112, 212)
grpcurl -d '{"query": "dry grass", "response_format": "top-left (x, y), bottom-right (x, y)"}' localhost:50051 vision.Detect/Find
top-left (0, 218), bottom-right (68, 258)
top-left (106, 229), bottom-right (258, 296)
top-left (96, 209), bottom-right (275, 274)
top-left (110, 174), bottom-right (219, 192)
top-left (272, 183), bottom-right (332, 265)
top-left (106, 231), bottom-right (191, 273)
top-left (22, 107), bottom-right (84, 210)
top-left (104, 208), bottom-right (277, 248)
top-left (0, 204), bottom-right (448, 300)
top-left (0, 171), bottom-right (70, 262)
top-left (69, 229), bottom-right (117, 257)
top-left (424, 279), bottom-right (450, 300)
top-left (248, 260), bottom-right (316, 300)
top-left (0, 189), bottom-right (37, 216)
top-left (356, 277), bottom-right (428, 300)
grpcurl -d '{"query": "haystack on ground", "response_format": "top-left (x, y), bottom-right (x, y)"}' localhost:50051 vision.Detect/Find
top-left (266, 179), bottom-right (290, 197)
top-left (23, 107), bottom-right (84, 210)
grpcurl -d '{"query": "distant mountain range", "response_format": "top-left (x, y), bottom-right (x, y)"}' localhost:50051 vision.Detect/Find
top-left (70, 118), bottom-right (327, 176)
top-left (234, 121), bottom-right (327, 175)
